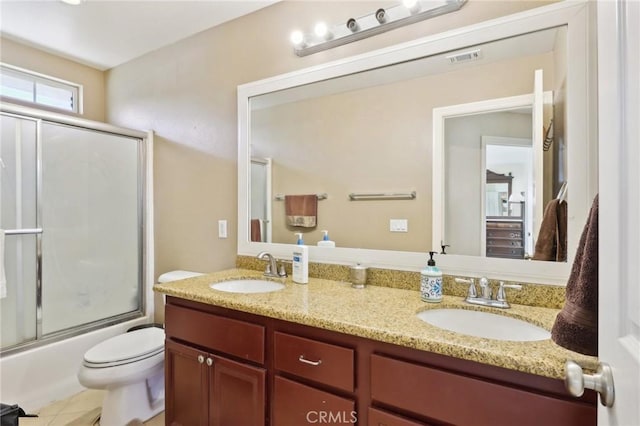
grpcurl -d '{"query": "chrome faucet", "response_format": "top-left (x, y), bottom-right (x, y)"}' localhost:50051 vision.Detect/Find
top-left (257, 252), bottom-right (288, 278)
top-left (478, 277), bottom-right (492, 299)
top-left (455, 278), bottom-right (521, 309)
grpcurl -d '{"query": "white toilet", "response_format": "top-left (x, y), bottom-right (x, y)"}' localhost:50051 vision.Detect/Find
top-left (77, 270), bottom-right (203, 426)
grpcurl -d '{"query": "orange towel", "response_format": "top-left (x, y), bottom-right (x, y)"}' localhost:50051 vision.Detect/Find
top-left (284, 195), bottom-right (317, 228)
top-left (532, 199), bottom-right (567, 262)
top-left (551, 194), bottom-right (598, 356)
top-left (250, 219), bottom-right (262, 242)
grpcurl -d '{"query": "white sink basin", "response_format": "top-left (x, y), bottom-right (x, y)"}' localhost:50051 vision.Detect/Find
top-left (210, 279), bottom-right (285, 294)
top-left (416, 308), bottom-right (550, 342)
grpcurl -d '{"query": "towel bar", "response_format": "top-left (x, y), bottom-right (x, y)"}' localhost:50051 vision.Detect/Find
top-left (349, 191), bottom-right (416, 201)
top-left (4, 228), bottom-right (43, 235)
top-left (275, 193), bottom-right (327, 201)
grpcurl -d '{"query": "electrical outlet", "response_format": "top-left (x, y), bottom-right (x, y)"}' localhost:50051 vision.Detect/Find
top-left (389, 219), bottom-right (408, 232)
top-left (218, 220), bottom-right (228, 238)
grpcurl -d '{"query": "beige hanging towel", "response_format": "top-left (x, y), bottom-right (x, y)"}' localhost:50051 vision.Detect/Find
top-left (285, 195), bottom-right (317, 228)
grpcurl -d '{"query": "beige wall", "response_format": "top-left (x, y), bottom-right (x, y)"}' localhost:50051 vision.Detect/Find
top-left (103, 0), bottom-right (553, 321)
top-left (253, 52), bottom-right (554, 251)
top-left (0, 37), bottom-right (106, 121)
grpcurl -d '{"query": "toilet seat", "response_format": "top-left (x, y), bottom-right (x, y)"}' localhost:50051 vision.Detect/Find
top-left (83, 327), bottom-right (164, 368)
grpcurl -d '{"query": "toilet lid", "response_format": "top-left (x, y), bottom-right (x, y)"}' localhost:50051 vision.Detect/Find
top-left (84, 327), bottom-right (165, 366)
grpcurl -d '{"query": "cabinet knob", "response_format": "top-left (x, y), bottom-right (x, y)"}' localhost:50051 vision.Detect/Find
top-left (197, 355), bottom-right (205, 364)
top-left (206, 357), bottom-right (213, 366)
top-left (565, 360), bottom-right (615, 407)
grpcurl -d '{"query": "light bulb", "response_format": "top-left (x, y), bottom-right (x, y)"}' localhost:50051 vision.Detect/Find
top-left (375, 8), bottom-right (387, 24)
top-left (314, 22), bottom-right (330, 39)
top-left (290, 30), bottom-right (304, 46)
top-left (346, 18), bottom-right (359, 32)
top-left (402, 0), bottom-right (420, 13)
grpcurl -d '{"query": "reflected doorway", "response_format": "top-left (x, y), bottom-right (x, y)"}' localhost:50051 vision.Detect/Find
top-left (482, 138), bottom-right (534, 258)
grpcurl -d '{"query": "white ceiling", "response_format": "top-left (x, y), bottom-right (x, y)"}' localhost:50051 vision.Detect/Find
top-left (0, 0), bottom-right (277, 70)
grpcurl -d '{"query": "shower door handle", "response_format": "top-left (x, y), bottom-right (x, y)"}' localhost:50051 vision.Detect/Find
top-left (4, 228), bottom-right (43, 235)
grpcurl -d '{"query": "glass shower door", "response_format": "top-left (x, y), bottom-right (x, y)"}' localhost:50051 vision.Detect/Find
top-left (40, 122), bottom-right (141, 335)
top-left (0, 114), bottom-right (38, 349)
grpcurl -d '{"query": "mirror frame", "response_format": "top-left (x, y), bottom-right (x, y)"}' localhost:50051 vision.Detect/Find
top-left (238, 1), bottom-right (596, 285)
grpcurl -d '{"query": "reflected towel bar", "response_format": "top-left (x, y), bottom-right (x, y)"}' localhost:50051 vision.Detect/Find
top-left (4, 228), bottom-right (43, 235)
top-left (349, 191), bottom-right (416, 201)
top-left (275, 193), bottom-right (327, 201)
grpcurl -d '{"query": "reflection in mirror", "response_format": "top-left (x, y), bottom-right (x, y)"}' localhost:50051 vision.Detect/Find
top-left (239, 2), bottom-right (594, 284)
top-left (438, 63), bottom-right (565, 262)
top-left (250, 26), bottom-right (567, 258)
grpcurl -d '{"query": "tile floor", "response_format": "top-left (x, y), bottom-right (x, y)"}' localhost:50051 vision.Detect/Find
top-left (18, 390), bottom-right (164, 426)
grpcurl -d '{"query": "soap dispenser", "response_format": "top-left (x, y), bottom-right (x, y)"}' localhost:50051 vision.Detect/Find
top-left (317, 230), bottom-right (336, 247)
top-left (292, 233), bottom-right (309, 284)
top-left (421, 251), bottom-right (443, 302)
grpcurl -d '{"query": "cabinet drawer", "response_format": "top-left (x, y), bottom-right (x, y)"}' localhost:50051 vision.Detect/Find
top-left (273, 376), bottom-right (355, 426)
top-left (486, 229), bottom-right (522, 239)
top-left (486, 246), bottom-right (524, 257)
top-left (274, 332), bottom-right (354, 392)
top-left (165, 304), bottom-right (264, 364)
top-left (486, 238), bottom-right (523, 248)
top-left (370, 354), bottom-right (595, 426)
top-left (368, 407), bottom-right (429, 426)
top-left (486, 221), bottom-right (522, 229)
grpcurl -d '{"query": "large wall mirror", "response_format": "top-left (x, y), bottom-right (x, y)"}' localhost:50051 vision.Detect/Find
top-left (238, 2), bottom-right (596, 284)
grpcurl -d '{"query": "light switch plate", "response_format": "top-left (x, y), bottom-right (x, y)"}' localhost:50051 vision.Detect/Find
top-left (218, 220), bottom-right (228, 238)
top-left (390, 219), bottom-right (408, 232)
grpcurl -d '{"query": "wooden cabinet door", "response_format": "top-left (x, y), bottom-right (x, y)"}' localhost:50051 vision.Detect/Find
top-left (209, 355), bottom-right (266, 426)
top-left (272, 376), bottom-right (355, 426)
top-left (165, 339), bottom-right (208, 426)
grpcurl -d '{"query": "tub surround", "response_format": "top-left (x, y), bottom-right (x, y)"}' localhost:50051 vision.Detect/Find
top-left (153, 268), bottom-right (596, 380)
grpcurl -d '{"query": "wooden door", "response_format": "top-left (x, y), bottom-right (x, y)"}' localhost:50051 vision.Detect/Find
top-left (165, 339), bottom-right (208, 426)
top-left (209, 355), bottom-right (266, 426)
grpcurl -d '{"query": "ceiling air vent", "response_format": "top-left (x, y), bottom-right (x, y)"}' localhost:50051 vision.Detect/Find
top-left (446, 49), bottom-right (482, 64)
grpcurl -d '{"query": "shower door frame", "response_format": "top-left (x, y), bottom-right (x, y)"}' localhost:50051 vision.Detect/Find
top-left (1, 102), bottom-right (150, 356)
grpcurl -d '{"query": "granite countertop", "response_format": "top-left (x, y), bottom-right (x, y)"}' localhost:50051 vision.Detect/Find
top-left (153, 268), bottom-right (597, 380)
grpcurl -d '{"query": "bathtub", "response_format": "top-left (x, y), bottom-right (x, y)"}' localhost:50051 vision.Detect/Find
top-left (0, 317), bottom-right (150, 412)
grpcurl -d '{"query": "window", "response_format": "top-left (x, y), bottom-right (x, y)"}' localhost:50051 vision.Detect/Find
top-left (0, 64), bottom-right (82, 113)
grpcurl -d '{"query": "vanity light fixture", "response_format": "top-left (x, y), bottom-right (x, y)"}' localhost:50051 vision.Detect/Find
top-left (289, 0), bottom-right (467, 57)
top-left (60, 0), bottom-right (83, 4)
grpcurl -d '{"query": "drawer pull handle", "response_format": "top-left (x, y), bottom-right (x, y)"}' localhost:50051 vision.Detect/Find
top-left (298, 355), bottom-right (322, 366)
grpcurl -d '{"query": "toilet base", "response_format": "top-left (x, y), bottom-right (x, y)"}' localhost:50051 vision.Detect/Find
top-left (99, 369), bottom-right (164, 426)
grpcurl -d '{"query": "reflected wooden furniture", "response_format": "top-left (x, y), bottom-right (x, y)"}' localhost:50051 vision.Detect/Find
top-left (486, 170), bottom-right (526, 259)
top-left (486, 216), bottom-right (525, 259)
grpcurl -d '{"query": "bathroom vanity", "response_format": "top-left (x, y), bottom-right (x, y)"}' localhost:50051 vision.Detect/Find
top-left (156, 270), bottom-right (596, 426)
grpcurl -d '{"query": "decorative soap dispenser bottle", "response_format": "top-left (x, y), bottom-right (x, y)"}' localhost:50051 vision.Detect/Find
top-left (292, 233), bottom-right (309, 284)
top-left (317, 230), bottom-right (336, 247)
top-left (421, 251), bottom-right (443, 303)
